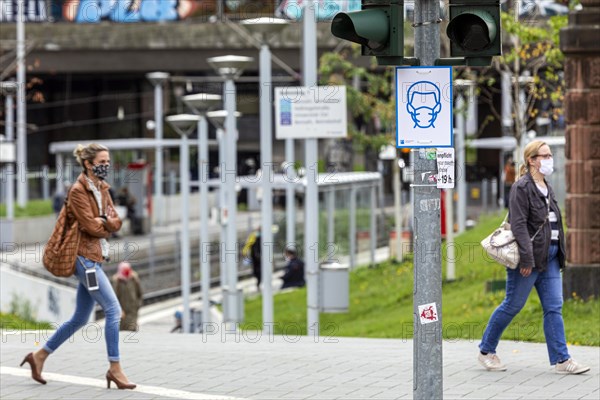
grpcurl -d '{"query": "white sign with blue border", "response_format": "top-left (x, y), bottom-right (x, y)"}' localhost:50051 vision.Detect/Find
top-left (275, 86), bottom-right (347, 140)
top-left (396, 66), bottom-right (453, 148)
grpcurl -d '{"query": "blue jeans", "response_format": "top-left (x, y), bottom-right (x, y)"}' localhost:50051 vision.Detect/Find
top-left (479, 243), bottom-right (570, 365)
top-left (44, 256), bottom-right (122, 362)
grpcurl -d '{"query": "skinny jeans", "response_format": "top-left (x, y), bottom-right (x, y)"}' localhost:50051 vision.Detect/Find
top-left (44, 256), bottom-right (122, 362)
top-left (479, 243), bottom-right (570, 365)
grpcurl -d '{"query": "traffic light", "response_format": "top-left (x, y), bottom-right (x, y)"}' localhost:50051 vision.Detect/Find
top-left (331, 0), bottom-right (404, 66)
top-left (446, 0), bottom-right (501, 65)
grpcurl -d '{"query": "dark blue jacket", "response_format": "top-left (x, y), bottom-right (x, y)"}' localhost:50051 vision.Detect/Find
top-left (282, 257), bottom-right (306, 289)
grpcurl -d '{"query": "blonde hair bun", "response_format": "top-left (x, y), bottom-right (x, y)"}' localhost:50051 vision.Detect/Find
top-left (73, 143), bottom-right (109, 168)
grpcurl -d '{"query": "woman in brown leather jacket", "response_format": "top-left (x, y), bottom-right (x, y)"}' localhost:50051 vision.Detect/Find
top-left (20, 143), bottom-right (136, 390)
top-left (478, 140), bottom-right (590, 375)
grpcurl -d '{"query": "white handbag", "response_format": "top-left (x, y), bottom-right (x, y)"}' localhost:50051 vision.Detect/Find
top-left (481, 211), bottom-right (547, 269)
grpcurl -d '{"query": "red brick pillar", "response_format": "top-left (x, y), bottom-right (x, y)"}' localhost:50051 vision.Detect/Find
top-left (560, 0), bottom-right (600, 299)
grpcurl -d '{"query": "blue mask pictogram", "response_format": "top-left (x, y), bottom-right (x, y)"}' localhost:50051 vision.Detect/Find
top-left (406, 81), bottom-right (442, 129)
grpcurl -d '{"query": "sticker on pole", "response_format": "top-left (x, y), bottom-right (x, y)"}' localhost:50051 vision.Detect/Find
top-left (396, 67), bottom-right (453, 148)
top-left (436, 148), bottom-right (455, 189)
top-left (418, 302), bottom-right (439, 325)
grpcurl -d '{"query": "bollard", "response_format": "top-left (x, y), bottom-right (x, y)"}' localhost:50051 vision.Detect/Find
top-left (491, 177), bottom-right (498, 211)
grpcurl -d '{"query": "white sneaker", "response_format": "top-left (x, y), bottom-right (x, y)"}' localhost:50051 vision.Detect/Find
top-left (555, 358), bottom-right (590, 375)
top-left (478, 352), bottom-right (507, 371)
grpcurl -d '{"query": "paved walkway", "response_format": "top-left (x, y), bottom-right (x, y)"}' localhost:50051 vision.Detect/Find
top-left (1, 328), bottom-right (598, 400)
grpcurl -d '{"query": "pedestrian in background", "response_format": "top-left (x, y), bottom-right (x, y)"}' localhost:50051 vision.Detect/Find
top-left (281, 246), bottom-right (305, 290)
top-left (111, 261), bottom-right (143, 332)
top-left (52, 181), bottom-right (71, 217)
top-left (20, 143), bottom-right (136, 390)
top-left (170, 310), bottom-right (183, 333)
top-left (503, 155), bottom-right (516, 208)
top-left (243, 229), bottom-right (262, 291)
top-left (478, 140), bottom-right (590, 375)
top-left (116, 186), bottom-right (137, 235)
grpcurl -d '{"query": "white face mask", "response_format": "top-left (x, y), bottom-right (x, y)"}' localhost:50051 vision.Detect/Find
top-left (539, 158), bottom-right (554, 176)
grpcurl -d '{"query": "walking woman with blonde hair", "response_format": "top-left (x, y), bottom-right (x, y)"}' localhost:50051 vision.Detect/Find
top-left (478, 140), bottom-right (590, 375)
top-left (20, 143), bottom-right (136, 389)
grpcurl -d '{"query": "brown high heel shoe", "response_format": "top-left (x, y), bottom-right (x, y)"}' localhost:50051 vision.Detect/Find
top-left (106, 370), bottom-right (136, 390)
top-left (19, 353), bottom-right (47, 385)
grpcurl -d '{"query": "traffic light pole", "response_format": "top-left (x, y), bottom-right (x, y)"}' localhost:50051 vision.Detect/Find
top-left (413, 1), bottom-right (443, 399)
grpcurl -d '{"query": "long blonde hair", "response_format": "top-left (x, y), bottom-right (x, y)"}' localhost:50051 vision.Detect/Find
top-left (73, 143), bottom-right (109, 171)
top-left (518, 140), bottom-right (547, 178)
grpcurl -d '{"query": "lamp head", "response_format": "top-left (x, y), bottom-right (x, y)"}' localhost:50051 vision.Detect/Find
top-left (166, 114), bottom-right (201, 137)
top-left (207, 55), bottom-right (254, 80)
top-left (206, 110), bottom-right (242, 129)
top-left (0, 81), bottom-right (18, 96)
top-left (146, 72), bottom-right (170, 86)
top-left (182, 93), bottom-right (222, 115)
top-left (241, 17), bottom-right (288, 41)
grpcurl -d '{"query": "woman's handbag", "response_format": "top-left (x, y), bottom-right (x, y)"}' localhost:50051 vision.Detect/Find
top-left (481, 210), bottom-right (547, 269)
top-left (43, 190), bottom-right (81, 277)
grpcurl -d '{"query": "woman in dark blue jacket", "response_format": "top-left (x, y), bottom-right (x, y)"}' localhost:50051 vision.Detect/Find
top-left (478, 140), bottom-right (590, 375)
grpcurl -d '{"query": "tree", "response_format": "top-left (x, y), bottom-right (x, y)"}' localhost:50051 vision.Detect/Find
top-left (318, 48), bottom-right (396, 171)
top-left (473, 8), bottom-right (568, 163)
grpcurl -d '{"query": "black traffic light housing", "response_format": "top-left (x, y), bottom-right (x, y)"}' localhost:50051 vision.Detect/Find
top-left (445, 0), bottom-right (502, 66)
top-left (331, 0), bottom-right (404, 66)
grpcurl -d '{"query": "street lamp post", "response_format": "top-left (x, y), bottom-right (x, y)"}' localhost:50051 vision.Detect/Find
top-left (454, 79), bottom-right (475, 234)
top-left (166, 114), bottom-right (201, 334)
top-left (1, 81), bottom-right (17, 245)
top-left (303, 0), bottom-right (320, 336)
top-left (241, 17), bottom-right (288, 329)
top-left (16, 1), bottom-right (27, 208)
top-left (182, 93), bottom-right (222, 327)
top-left (207, 109), bottom-right (241, 308)
top-left (208, 55), bottom-right (253, 324)
top-left (146, 72), bottom-right (170, 227)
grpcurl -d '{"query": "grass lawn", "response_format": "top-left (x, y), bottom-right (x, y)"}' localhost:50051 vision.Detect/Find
top-left (0, 199), bottom-right (53, 218)
top-left (0, 313), bottom-right (52, 330)
top-left (241, 214), bottom-right (600, 346)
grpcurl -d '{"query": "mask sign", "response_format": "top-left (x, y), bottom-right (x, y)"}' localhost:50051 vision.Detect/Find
top-left (396, 67), bottom-right (453, 149)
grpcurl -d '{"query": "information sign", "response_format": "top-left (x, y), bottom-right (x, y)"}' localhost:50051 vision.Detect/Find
top-left (275, 86), bottom-right (347, 139)
top-left (436, 148), bottom-right (455, 189)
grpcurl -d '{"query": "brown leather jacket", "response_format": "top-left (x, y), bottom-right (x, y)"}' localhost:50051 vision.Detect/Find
top-left (67, 173), bottom-right (122, 262)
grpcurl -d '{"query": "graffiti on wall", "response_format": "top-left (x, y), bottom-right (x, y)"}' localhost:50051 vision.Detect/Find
top-left (63, 0), bottom-right (201, 22)
top-left (275, 0), bottom-right (360, 21)
top-left (0, 0), bottom-right (360, 23)
top-left (0, 0), bottom-right (202, 22)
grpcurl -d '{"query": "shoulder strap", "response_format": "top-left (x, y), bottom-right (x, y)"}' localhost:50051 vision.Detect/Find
top-left (530, 200), bottom-right (550, 242)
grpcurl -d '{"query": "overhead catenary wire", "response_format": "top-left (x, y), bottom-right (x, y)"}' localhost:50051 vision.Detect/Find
top-left (26, 91), bottom-right (153, 110)
top-left (30, 110), bottom-right (155, 133)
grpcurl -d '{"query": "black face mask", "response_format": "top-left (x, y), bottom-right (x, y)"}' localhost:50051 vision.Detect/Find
top-left (91, 164), bottom-right (110, 180)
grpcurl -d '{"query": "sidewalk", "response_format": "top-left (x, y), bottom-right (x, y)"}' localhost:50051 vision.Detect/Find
top-left (1, 328), bottom-right (598, 400)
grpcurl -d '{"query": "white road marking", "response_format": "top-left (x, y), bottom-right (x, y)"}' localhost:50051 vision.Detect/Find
top-left (1, 366), bottom-right (245, 400)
